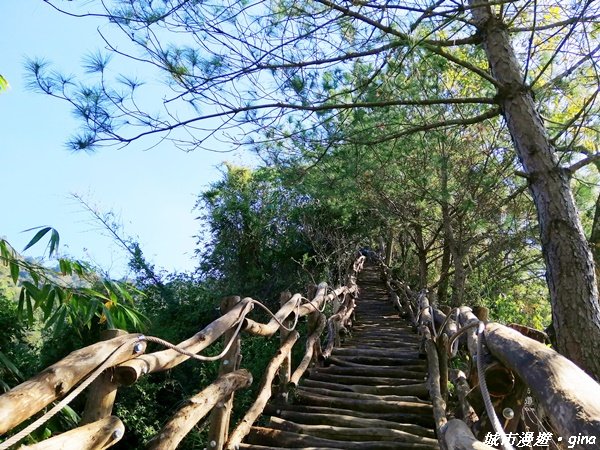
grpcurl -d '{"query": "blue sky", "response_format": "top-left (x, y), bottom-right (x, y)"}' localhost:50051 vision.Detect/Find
top-left (1, 3), bottom-right (252, 277)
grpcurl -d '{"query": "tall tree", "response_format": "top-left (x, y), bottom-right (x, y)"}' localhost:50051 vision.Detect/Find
top-left (33, 0), bottom-right (600, 377)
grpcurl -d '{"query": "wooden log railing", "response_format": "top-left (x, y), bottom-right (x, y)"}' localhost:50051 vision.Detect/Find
top-left (0, 255), bottom-right (365, 450)
top-left (381, 265), bottom-right (600, 450)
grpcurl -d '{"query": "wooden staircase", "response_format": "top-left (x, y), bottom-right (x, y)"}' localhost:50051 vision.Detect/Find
top-left (239, 265), bottom-right (440, 449)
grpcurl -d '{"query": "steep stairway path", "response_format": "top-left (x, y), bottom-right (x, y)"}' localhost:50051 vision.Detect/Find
top-left (240, 265), bottom-right (439, 450)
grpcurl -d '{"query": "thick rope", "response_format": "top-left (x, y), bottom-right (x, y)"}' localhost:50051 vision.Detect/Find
top-left (142, 301), bottom-right (253, 362)
top-left (250, 298), bottom-right (301, 331)
top-left (477, 322), bottom-right (515, 450)
top-left (447, 321), bottom-right (479, 353)
top-left (0, 336), bottom-right (144, 450)
top-left (0, 288), bottom-right (354, 448)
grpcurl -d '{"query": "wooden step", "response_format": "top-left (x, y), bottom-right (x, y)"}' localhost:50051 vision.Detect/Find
top-left (332, 348), bottom-right (419, 358)
top-left (308, 371), bottom-right (425, 387)
top-left (264, 404), bottom-right (436, 428)
top-left (300, 378), bottom-right (429, 397)
top-left (322, 355), bottom-right (423, 368)
top-left (308, 365), bottom-right (426, 379)
top-left (268, 417), bottom-right (439, 445)
top-left (295, 386), bottom-right (430, 404)
top-left (247, 427), bottom-right (439, 450)
top-left (267, 410), bottom-right (436, 438)
top-left (294, 390), bottom-right (434, 415)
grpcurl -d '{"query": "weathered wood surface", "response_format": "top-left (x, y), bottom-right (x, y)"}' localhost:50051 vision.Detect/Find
top-left (207, 296), bottom-right (244, 450)
top-left (81, 329), bottom-right (128, 425)
top-left (289, 312), bottom-right (326, 386)
top-left (146, 369), bottom-right (252, 450)
top-left (241, 264), bottom-right (439, 449)
top-left (267, 411), bottom-right (435, 438)
top-left (484, 322), bottom-right (600, 439)
top-left (300, 378), bottom-right (428, 396)
top-left (449, 369), bottom-right (477, 425)
top-left (424, 335), bottom-right (447, 439)
top-left (0, 333), bottom-right (144, 435)
top-left (269, 416), bottom-right (439, 445)
top-left (243, 293), bottom-right (302, 336)
top-left (247, 427), bottom-right (438, 450)
top-left (225, 331), bottom-right (300, 450)
top-left (114, 298), bottom-right (251, 385)
top-left (442, 419), bottom-right (496, 450)
top-left (20, 416), bottom-right (125, 450)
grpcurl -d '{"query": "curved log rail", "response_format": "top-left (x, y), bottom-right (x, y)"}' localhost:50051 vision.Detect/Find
top-left (0, 256), bottom-right (365, 450)
top-left (381, 264), bottom-right (600, 450)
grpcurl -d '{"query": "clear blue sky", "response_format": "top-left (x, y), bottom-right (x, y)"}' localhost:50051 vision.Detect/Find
top-left (1, 3), bottom-right (252, 277)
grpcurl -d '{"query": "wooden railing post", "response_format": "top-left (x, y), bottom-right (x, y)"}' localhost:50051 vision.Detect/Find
top-left (277, 292), bottom-right (293, 403)
top-left (81, 329), bottom-right (127, 425)
top-left (306, 284), bottom-right (323, 365)
top-left (207, 296), bottom-right (242, 450)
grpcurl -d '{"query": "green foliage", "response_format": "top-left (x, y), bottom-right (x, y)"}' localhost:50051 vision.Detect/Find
top-left (0, 74), bottom-right (9, 93)
top-left (196, 163), bottom-right (317, 300)
top-left (0, 230), bottom-right (149, 337)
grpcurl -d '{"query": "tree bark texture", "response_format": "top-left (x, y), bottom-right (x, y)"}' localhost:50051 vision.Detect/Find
top-left (469, 0), bottom-right (600, 379)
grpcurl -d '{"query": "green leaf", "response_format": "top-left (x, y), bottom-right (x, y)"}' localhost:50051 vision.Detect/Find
top-left (52, 307), bottom-right (68, 338)
top-left (26, 291), bottom-right (34, 325)
top-left (45, 304), bottom-right (65, 329)
top-left (21, 281), bottom-right (41, 299)
top-left (9, 260), bottom-right (19, 284)
top-left (0, 239), bottom-right (10, 260)
top-left (49, 229), bottom-right (60, 257)
top-left (42, 289), bottom-right (56, 320)
top-left (83, 298), bottom-right (100, 325)
top-left (17, 288), bottom-right (25, 318)
top-left (22, 227), bottom-right (52, 252)
top-left (0, 75), bottom-right (9, 93)
top-left (59, 259), bottom-right (71, 275)
top-left (0, 351), bottom-right (24, 380)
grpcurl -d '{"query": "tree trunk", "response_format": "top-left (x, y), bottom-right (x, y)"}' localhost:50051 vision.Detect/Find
top-left (437, 239), bottom-right (451, 305)
top-left (412, 225), bottom-right (429, 288)
top-left (469, 0), bottom-right (600, 379)
top-left (589, 183), bottom-right (600, 271)
top-left (385, 229), bottom-right (395, 267)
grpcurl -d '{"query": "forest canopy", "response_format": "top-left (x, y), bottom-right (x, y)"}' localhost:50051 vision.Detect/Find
top-left (4, 1), bottom-right (600, 448)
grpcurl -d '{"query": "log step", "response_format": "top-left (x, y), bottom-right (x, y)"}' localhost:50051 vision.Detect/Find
top-left (295, 386), bottom-right (430, 404)
top-left (247, 427), bottom-right (439, 450)
top-left (311, 365), bottom-right (426, 379)
top-left (325, 355), bottom-right (425, 368)
top-left (308, 372), bottom-right (425, 386)
top-left (300, 379), bottom-right (428, 398)
top-left (238, 264), bottom-right (438, 449)
top-left (325, 356), bottom-right (426, 370)
top-left (264, 404), bottom-right (436, 428)
top-left (268, 417), bottom-right (439, 445)
top-left (267, 411), bottom-right (436, 438)
top-left (294, 390), bottom-right (434, 415)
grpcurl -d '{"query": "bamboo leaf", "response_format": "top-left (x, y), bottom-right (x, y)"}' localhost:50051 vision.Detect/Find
top-left (0, 351), bottom-right (24, 380)
top-left (52, 307), bottom-right (68, 338)
top-left (17, 288), bottom-right (25, 319)
top-left (26, 292), bottom-right (34, 325)
top-left (45, 304), bottom-right (64, 329)
top-left (59, 259), bottom-right (71, 275)
top-left (9, 260), bottom-right (19, 284)
top-left (43, 289), bottom-right (55, 320)
top-left (22, 227), bottom-right (52, 252)
top-left (49, 229), bottom-right (60, 256)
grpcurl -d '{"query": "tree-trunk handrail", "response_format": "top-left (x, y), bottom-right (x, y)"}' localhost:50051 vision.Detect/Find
top-left (0, 255), bottom-right (365, 450)
top-left (381, 266), bottom-right (600, 450)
